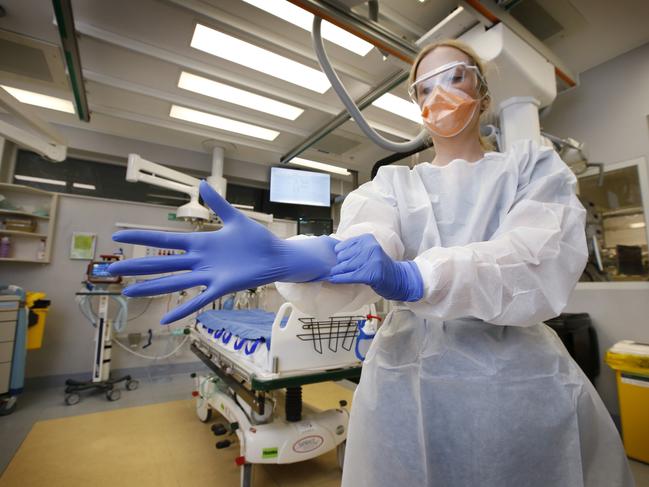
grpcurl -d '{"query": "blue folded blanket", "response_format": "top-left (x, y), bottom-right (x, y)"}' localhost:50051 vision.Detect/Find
top-left (197, 309), bottom-right (283, 344)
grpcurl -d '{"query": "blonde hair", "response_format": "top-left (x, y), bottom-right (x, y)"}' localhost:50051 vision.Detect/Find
top-left (410, 39), bottom-right (494, 151)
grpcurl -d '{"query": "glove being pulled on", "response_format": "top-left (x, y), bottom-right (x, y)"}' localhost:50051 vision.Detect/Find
top-left (327, 233), bottom-right (423, 302)
top-left (108, 181), bottom-right (337, 323)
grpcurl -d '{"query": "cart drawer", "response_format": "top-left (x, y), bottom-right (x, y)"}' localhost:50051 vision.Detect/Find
top-left (0, 341), bottom-right (14, 363)
top-left (0, 321), bottom-right (16, 342)
top-left (0, 296), bottom-right (19, 309)
top-left (0, 309), bottom-right (18, 323)
top-left (0, 362), bottom-right (10, 394)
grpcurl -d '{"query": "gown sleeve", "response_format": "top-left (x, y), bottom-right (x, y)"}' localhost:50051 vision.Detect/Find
top-left (406, 141), bottom-right (588, 326)
top-left (275, 167), bottom-right (405, 317)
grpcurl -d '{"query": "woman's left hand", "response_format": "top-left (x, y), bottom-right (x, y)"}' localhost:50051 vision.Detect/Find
top-left (327, 234), bottom-right (423, 302)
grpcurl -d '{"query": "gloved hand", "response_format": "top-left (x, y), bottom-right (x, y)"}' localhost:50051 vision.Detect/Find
top-left (327, 234), bottom-right (424, 302)
top-left (108, 181), bottom-right (337, 323)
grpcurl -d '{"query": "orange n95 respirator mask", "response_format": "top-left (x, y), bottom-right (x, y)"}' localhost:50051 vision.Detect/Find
top-left (408, 61), bottom-right (487, 138)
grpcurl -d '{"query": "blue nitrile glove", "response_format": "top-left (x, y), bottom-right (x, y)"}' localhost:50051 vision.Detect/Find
top-left (108, 181), bottom-right (337, 324)
top-left (327, 234), bottom-right (423, 302)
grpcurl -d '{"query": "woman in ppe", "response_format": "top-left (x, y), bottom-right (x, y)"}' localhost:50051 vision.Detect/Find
top-left (109, 40), bottom-right (633, 487)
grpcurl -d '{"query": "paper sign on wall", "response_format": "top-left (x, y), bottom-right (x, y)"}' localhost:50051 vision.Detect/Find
top-left (70, 232), bottom-right (97, 260)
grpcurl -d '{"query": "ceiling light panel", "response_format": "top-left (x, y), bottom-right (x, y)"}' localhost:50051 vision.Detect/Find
top-left (178, 72), bottom-right (303, 120)
top-left (169, 104), bottom-right (280, 141)
top-left (1, 85), bottom-right (75, 113)
top-left (241, 0), bottom-right (374, 56)
top-left (191, 23), bottom-right (329, 93)
top-left (290, 157), bottom-right (350, 175)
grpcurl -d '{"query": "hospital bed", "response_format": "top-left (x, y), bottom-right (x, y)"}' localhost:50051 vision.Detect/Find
top-left (188, 301), bottom-right (379, 487)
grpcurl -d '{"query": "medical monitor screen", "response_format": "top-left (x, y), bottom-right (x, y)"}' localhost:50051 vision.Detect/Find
top-left (87, 261), bottom-right (121, 283)
top-left (91, 262), bottom-right (112, 278)
top-left (270, 167), bottom-right (330, 207)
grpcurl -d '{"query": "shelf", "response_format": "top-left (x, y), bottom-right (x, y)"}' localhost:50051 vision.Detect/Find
top-left (0, 209), bottom-right (50, 220)
top-left (0, 183), bottom-right (55, 196)
top-left (0, 258), bottom-right (48, 263)
top-left (0, 185), bottom-right (57, 265)
top-left (0, 230), bottom-right (48, 238)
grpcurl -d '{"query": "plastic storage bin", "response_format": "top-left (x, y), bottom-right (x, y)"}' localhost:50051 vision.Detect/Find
top-left (545, 313), bottom-right (600, 382)
top-left (606, 340), bottom-right (649, 463)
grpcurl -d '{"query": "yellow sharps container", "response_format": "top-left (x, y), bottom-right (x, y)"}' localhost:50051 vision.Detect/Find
top-left (606, 340), bottom-right (649, 463)
top-left (25, 292), bottom-right (50, 350)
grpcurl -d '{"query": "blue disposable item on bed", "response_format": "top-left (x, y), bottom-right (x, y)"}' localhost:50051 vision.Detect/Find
top-left (197, 309), bottom-right (283, 344)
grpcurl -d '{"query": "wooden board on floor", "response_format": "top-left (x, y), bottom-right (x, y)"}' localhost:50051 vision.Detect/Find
top-left (0, 382), bottom-right (354, 487)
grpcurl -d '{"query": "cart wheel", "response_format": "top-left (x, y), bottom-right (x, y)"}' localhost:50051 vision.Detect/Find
top-left (0, 396), bottom-right (17, 416)
top-left (336, 441), bottom-right (346, 471)
top-left (126, 379), bottom-right (139, 391)
top-left (106, 389), bottom-right (121, 401)
top-left (196, 398), bottom-right (212, 423)
top-left (65, 393), bottom-right (81, 406)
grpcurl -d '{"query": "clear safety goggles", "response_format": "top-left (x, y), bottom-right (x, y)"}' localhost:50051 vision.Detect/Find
top-left (408, 61), bottom-right (487, 106)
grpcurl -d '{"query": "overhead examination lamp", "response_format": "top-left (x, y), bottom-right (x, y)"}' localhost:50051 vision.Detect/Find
top-left (125, 152), bottom-right (273, 225)
top-left (126, 154), bottom-right (210, 221)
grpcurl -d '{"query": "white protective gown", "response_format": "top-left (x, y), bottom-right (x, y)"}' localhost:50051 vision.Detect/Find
top-left (276, 140), bottom-right (634, 487)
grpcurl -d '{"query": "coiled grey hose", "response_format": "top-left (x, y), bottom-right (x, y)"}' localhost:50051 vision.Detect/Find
top-left (311, 16), bottom-right (430, 152)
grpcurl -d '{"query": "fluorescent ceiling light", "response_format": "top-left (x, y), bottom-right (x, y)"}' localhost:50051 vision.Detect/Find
top-left (290, 157), bottom-right (350, 175)
top-left (372, 93), bottom-right (421, 123)
top-left (147, 193), bottom-right (188, 201)
top-left (178, 72), bottom-right (303, 120)
top-left (232, 203), bottom-right (255, 211)
top-left (630, 222), bottom-right (646, 229)
top-left (169, 105), bottom-right (279, 141)
top-left (191, 24), bottom-right (329, 93)
top-left (1, 85), bottom-right (75, 114)
top-left (14, 174), bottom-right (66, 186)
top-left (241, 0), bottom-right (373, 57)
top-left (72, 182), bottom-right (96, 190)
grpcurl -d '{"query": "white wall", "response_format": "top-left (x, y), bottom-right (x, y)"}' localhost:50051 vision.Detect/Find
top-left (543, 41), bottom-right (649, 414)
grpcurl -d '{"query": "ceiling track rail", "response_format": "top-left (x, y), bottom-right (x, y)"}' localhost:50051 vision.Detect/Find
top-left (52, 0), bottom-right (90, 122)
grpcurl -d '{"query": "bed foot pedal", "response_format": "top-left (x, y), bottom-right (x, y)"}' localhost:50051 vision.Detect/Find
top-left (216, 440), bottom-right (232, 449)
